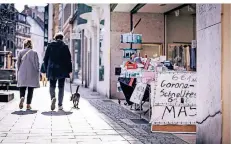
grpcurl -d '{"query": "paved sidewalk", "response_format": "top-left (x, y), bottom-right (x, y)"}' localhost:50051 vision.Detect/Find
top-left (0, 83), bottom-right (190, 144)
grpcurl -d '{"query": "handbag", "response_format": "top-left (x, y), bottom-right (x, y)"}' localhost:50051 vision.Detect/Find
top-left (21, 49), bottom-right (32, 61)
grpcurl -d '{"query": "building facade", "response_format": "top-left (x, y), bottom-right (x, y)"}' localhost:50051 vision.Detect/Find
top-left (48, 4), bottom-right (110, 97)
top-left (15, 12), bottom-right (31, 57)
top-left (22, 5), bottom-right (45, 65)
top-left (52, 4), bottom-right (59, 38)
top-left (0, 4), bottom-right (17, 54)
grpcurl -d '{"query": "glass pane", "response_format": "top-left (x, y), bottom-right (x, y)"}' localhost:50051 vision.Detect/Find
top-left (99, 28), bottom-right (104, 81)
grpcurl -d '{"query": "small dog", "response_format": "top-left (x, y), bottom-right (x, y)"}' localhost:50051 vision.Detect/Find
top-left (70, 85), bottom-right (80, 109)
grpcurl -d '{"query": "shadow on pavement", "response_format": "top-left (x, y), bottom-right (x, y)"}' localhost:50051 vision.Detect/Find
top-left (41, 111), bottom-right (73, 116)
top-left (11, 110), bottom-right (38, 115)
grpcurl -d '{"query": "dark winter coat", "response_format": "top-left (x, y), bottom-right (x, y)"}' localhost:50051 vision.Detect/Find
top-left (43, 40), bottom-right (72, 80)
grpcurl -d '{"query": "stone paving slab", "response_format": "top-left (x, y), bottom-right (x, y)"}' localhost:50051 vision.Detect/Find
top-left (0, 85), bottom-right (144, 144)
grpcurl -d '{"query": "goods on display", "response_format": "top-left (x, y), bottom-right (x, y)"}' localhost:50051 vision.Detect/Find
top-left (120, 33), bottom-right (142, 44)
top-left (130, 83), bottom-right (147, 104)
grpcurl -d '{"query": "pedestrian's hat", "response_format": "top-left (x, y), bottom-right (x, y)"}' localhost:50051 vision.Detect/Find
top-left (54, 32), bottom-right (64, 39)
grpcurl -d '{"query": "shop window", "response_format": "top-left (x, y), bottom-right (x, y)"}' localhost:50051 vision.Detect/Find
top-left (10, 41), bottom-right (13, 49)
top-left (0, 55), bottom-right (4, 68)
top-left (140, 44), bottom-right (162, 58)
top-left (99, 28), bottom-right (104, 81)
top-left (165, 4), bottom-right (196, 71)
top-left (7, 40), bottom-right (9, 49)
top-left (11, 28), bottom-right (13, 34)
top-left (75, 39), bottom-right (81, 80)
top-left (7, 26), bottom-right (9, 34)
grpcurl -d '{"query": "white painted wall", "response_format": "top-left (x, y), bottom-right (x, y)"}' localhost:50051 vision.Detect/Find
top-left (97, 4), bottom-right (110, 97)
top-left (196, 4), bottom-right (222, 144)
top-left (77, 4), bottom-right (110, 97)
top-left (27, 16), bottom-right (44, 66)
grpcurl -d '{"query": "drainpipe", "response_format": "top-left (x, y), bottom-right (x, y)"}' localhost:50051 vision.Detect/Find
top-left (130, 12), bottom-right (133, 49)
top-left (70, 4), bottom-right (74, 80)
top-left (164, 14), bottom-right (167, 56)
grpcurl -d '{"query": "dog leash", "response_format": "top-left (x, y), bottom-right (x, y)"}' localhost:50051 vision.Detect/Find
top-left (70, 77), bottom-right (73, 95)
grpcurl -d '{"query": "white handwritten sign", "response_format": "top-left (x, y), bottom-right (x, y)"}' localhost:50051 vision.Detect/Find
top-left (150, 106), bottom-right (196, 125)
top-left (130, 83), bottom-right (147, 104)
top-left (153, 72), bottom-right (197, 107)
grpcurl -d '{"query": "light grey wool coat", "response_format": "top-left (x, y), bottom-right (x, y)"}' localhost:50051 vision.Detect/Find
top-left (17, 48), bottom-right (40, 88)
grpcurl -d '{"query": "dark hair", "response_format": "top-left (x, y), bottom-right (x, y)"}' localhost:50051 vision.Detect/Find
top-left (24, 39), bottom-right (32, 49)
top-left (55, 35), bottom-right (63, 40)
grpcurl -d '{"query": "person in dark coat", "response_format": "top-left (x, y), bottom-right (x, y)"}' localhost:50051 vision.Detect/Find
top-left (40, 63), bottom-right (47, 87)
top-left (17, 39), bottom-right (40, 110)
top-left (43, 32), bottom-right (72, 111)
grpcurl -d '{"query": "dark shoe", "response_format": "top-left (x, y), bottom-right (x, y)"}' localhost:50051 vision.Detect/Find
top-left (19, 97), bottom-right (24, 109)
top-left (58, 105), bottom-right (63, 110)
top-left (26, 105), bottom-right (32, 110)
top-left (51, 97), bottom-right (56, 111)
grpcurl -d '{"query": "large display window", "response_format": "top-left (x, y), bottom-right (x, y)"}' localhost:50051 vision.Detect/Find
top-left (166, 4), bottom-right (196, 71)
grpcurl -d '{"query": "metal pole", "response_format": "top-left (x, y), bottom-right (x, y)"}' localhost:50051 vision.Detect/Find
top-left (81, 30), bottom-right (84, 85)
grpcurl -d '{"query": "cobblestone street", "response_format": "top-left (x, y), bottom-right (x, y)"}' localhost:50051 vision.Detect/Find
top-left (0, 83), bottom-right (192, 144)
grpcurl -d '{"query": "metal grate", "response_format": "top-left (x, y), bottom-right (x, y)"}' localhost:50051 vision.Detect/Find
top-left (102, 100), bottom-right (113, 103)
top-left (130, 119), bottom-right (148, 125)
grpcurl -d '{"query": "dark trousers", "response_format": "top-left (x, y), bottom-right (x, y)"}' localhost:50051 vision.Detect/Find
top-left (19, 87), bottom-right (34, 104)
top-left (49, 78), bottom-right (65, 106)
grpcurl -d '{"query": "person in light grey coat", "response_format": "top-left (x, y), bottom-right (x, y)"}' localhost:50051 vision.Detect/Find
top-left (17, 39), bottom-right (40, 110)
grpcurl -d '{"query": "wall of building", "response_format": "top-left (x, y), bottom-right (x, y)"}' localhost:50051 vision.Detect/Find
top-left (196, 4), bottom-right (222, 144)
top-left (27, 16), bottom-right (44, 65)
top-left (52, 4), bottom-right (60, 37)
top-left (110, 12), bottom-right (131, 99)
top-left (221, 4), bottom-right (231, 144)
top-left (166, 14), bottom-right (194, 43)
top-left (133, 13), bottom-right (164, 43)
top-left (97, 5), bottom-right (110, 97)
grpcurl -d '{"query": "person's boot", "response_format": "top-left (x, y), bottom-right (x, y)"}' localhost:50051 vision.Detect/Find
top-left (58, 87), bottom-right (64, 111)
top-left (26, 104), bottom-right (32, 110)
top-left (19, 97), bottom-right (24, 109)
top-left (51, 97), bottom-right (56, 111)
top-left (50, 86), bottom-right (56, 111)
top-left (58, 105), bottom-right (63, 110)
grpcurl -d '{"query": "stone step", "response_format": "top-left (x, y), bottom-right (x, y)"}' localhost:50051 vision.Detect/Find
top-left (0, 92), bottom-right (14, 102)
